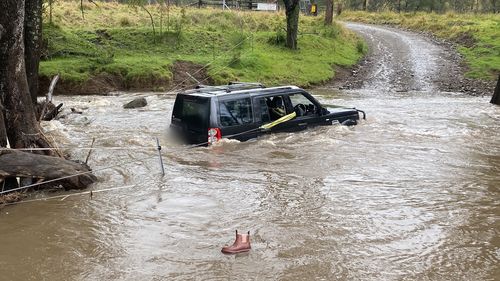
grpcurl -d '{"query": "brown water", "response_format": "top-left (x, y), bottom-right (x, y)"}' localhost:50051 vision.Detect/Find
top-left (1, 88), bottom-right (499, 280)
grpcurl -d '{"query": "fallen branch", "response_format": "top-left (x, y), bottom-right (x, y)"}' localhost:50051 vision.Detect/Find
top-left (0, 149), bottom-right (97, 193)
top-left (42, 103), bottom-right (63, 121)
top-left (39, 74), bottom-right (60, 121)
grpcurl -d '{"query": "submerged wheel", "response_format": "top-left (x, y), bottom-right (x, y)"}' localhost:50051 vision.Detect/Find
top-left (341, 119), bottom-right (357, 126)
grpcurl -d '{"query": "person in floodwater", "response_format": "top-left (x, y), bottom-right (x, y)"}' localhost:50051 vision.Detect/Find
top-left (269, 96), bottom-right (286, 120)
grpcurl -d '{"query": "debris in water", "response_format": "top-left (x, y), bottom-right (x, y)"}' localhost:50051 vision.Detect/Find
top-left (0, 192), bottom-right (27, 205)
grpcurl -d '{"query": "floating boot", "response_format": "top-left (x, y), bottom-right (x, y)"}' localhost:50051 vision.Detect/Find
top-left (221, 230), bottom-right (251, 254)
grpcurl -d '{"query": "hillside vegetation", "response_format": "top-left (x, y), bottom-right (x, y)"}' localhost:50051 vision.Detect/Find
top-left (339, 11), bottom-right (500, 80)
top-left (40, 1), bottom-right (365, 93)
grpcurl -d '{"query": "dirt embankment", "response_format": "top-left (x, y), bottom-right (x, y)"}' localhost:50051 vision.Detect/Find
top-left (332, 22), bottom-right (495, 96)
top-left (39, 61), bottom-right (211, 95)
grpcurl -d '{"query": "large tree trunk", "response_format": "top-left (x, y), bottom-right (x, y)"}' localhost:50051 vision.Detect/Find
top-left (325, 0), bottom-right (334, 25)
top-left (24, 0), bottom-right (43, 104)
top-left (0, 0), bottom-right (52, 150)
top-left (0, 0), bottom-right (95, 194)
top-left (0, 150), bottom-right (97, 190)
top-left (491, 74), bottom-right (500, 105)
top-left (363, 0), bottom-right (367, 10)
top-left (284, 0), bottom-right (300, 50)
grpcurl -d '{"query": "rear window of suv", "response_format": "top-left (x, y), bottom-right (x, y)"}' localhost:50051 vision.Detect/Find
top-left (172, 95), bottom-right (209, 131)
top-left (219, 98), bottom-right (253, 127)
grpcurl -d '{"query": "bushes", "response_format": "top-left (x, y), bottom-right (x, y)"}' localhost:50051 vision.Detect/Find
top-left (119, 17), bottom-right (131, 27)
top-left (228, 32), bottom-right (248, 67)
top-left (268, 26), bottom-right (286, 46)
top-left (356, 40), bottom-right (367, 54)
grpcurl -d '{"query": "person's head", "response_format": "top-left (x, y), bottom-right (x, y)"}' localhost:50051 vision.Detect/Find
top-left (272, 96), bottom-right (284, 109)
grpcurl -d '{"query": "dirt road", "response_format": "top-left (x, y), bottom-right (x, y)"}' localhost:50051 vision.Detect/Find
top-left (335, 22), bottom-right (495, 95)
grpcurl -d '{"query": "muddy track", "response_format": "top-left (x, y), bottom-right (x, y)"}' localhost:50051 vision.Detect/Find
top-left (333, 22), bottom-right (495, 95)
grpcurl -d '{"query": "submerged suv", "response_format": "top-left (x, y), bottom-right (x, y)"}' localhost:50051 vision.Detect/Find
top-left (170, 83), bottom-right (365, 145)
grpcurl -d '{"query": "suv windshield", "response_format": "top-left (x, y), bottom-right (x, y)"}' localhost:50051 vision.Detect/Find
top-left (172, 95), bottom-right (209, 131)
top-left (289, 93), bottom-right (318, 116)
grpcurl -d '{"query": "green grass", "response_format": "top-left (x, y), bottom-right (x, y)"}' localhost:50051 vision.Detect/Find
top-left (339, 11), bottom-right (500, 79)
top-left (40, 1), bottom-right (365, 90)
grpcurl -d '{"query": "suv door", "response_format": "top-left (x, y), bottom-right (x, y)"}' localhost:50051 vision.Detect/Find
top-left (256, 94), bottom-right (299, 133)
top-left (285, 91), bottom-right (330, 130)
top-left (171, 94), bottom-right (210, 144)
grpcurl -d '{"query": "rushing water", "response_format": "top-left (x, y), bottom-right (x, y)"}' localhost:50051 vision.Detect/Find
top-left (0, 88), bottom-right (498, 280)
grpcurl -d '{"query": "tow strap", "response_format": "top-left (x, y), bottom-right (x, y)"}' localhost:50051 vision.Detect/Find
top-left (259, 112), bottom-right (297, 130)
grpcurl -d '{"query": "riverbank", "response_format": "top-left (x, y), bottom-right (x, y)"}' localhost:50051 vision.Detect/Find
top-left (338, 11), bottom-right (500, 81)
top-left (40, 2), bottom-right (365, 95)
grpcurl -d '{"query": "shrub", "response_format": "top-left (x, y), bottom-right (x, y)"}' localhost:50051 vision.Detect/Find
top-left (322, 25), bottom-right (340, 39)
top-left (268, 27), bottom-right (286, 46)
top-left (120, 17), bottom-right (131, 27)
top-left (356, 40), bottom-right (367, 54)
top-left (228, 32), bottom-right (247, 67)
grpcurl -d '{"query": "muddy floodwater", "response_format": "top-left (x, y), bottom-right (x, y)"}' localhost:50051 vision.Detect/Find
top-left (1, 88), bottom-right (499, 280)
top-left (1, 23), bottom-right (500, 280)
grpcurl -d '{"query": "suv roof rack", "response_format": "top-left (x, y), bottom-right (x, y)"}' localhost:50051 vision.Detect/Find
top-left (188, 82), bottom-right (266, 94)
top-left (227, 81), bottom-right (265, 87)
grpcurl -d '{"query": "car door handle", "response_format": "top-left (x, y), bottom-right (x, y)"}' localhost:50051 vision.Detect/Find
top-left (298, 122), bottom-right (307, 126)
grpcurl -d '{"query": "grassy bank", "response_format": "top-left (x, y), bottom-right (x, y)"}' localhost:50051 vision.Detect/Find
top-left (40, 1), bottom-right (365, 94)
top-left (339, 11), bottom-right (500, 80)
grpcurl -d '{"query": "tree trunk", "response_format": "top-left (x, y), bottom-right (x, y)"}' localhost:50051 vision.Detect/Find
top-left (141, 5), bottom-right (156, 40)
top-left (24, 0), bottom-right (42, 104)
top-left (491, 74), bottom-right (500, 105)
top-left (0, 0), bottom-right (95, 195)
top-left (363, 0), bottom-right (367, 10)
top-left (0, 150), bottom-right (97, 191)
top-left (325, 0), bottom-right (334, 25)
top-left (0, 104), bottom-right (7, 148)
top-left (159, 2), bottom-right (163, 37)
top-left (0, 0), bottom-right (52, 151)
top-left (284, 0), bottom-right (300, 50)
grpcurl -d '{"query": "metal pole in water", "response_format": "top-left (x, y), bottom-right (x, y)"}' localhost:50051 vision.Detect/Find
top-left (156, 137), bottom-right (165, 176)
top-left (85, 137), bottom-right (96, 165)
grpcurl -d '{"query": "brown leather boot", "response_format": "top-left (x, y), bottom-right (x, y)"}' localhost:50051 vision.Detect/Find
top-left (221, 230), bottom-right (251, 254)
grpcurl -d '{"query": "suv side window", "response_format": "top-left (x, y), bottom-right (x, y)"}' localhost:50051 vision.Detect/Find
top-left (254, 97), bottom-right (271, 124)
top-left (219, 98), bottom-right (253, 127)
top-left (266, 95), bottom-right (288, 121)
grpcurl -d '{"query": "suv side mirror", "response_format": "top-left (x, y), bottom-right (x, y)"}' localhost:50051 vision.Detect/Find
top-left (320, 107), bottom-right (329, 115)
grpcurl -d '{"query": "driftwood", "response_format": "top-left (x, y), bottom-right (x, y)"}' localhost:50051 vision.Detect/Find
top-left (42, 102), bottom-right (63, 121)
top-left (38, 74), bottom-right (62, 121)
top-left (0, 149), bottom-right (97, 191)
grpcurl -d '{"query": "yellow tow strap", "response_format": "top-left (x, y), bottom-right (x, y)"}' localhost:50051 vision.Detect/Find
top-left (259, 112), bottom-right (297, 130)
